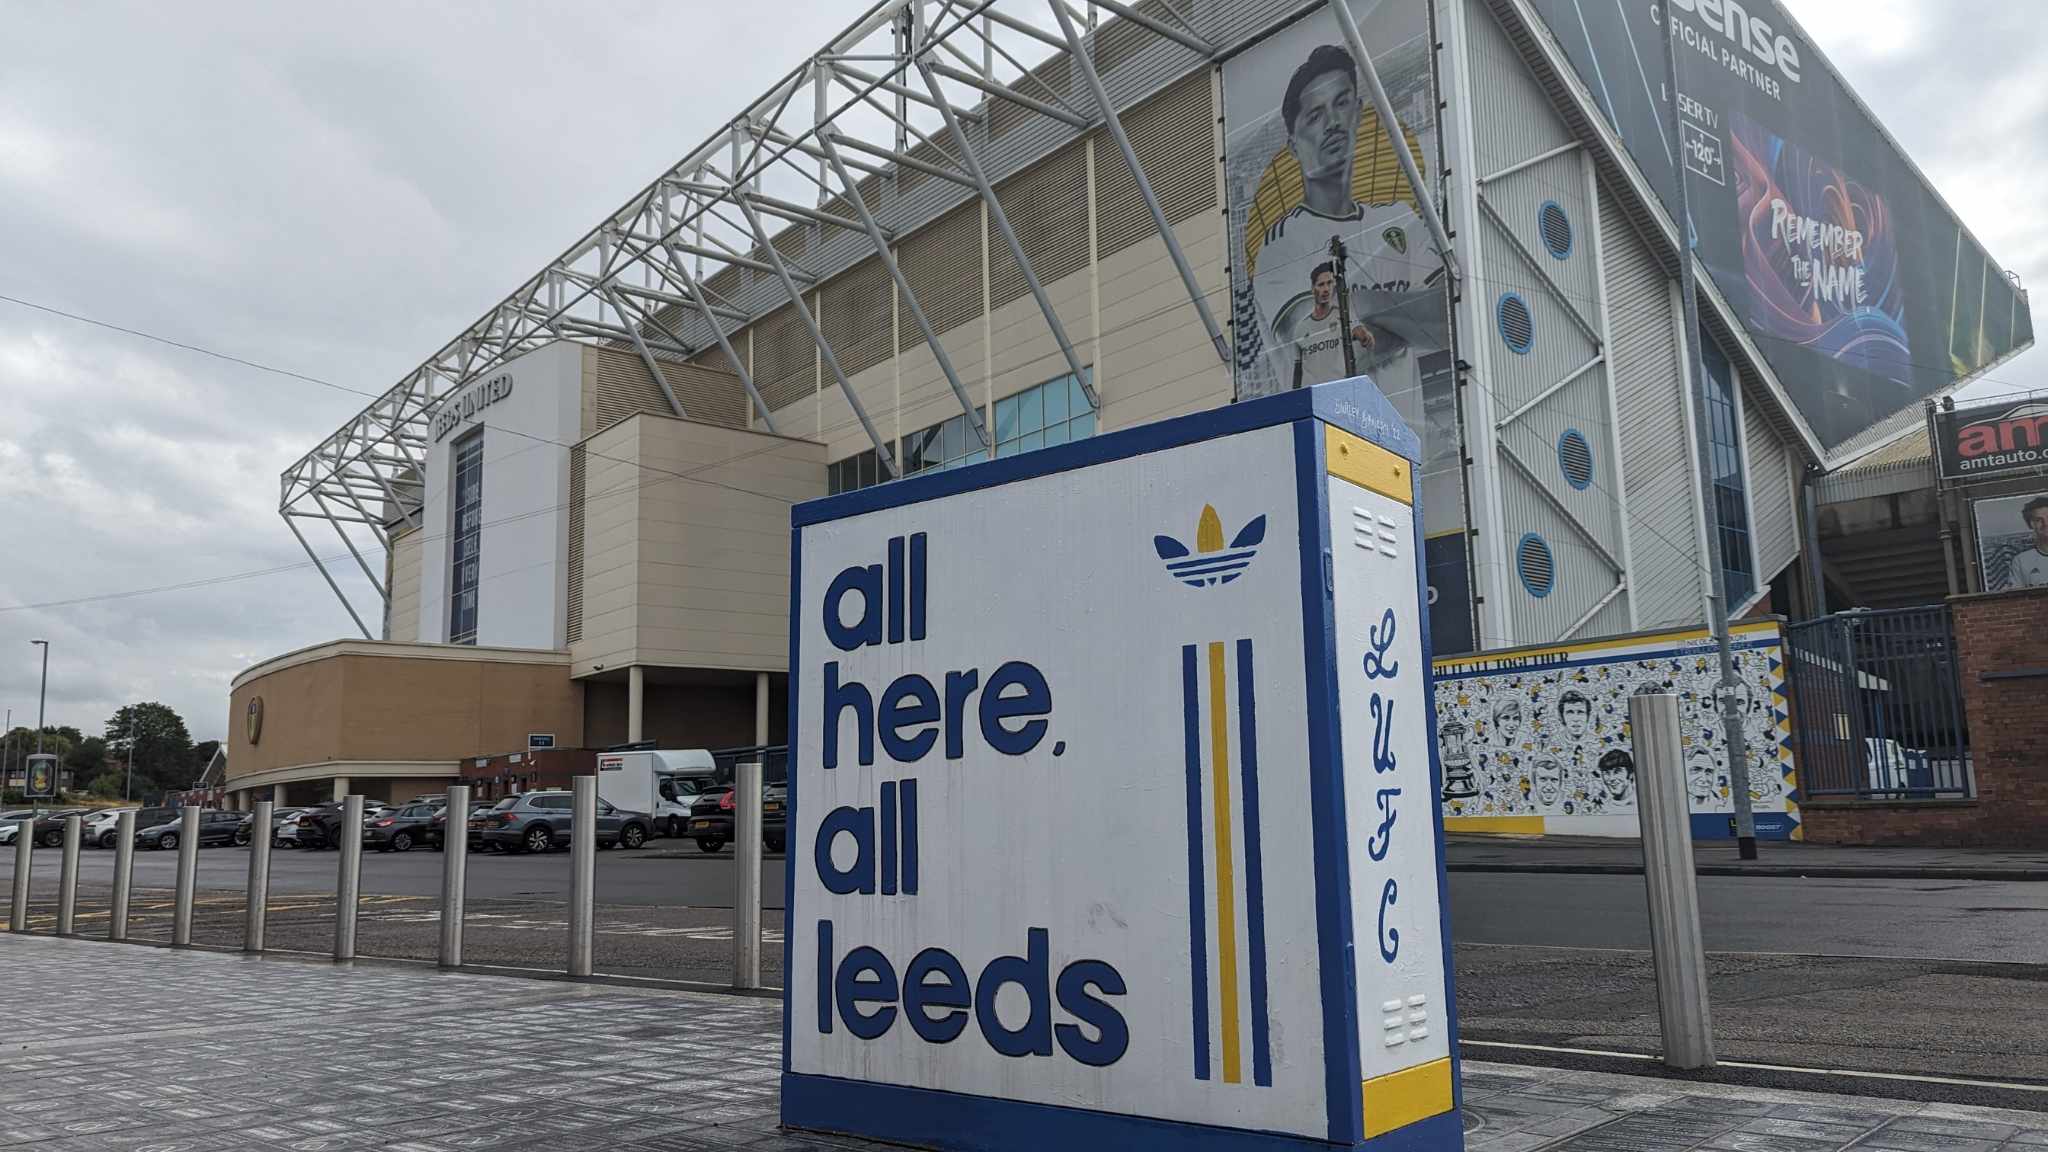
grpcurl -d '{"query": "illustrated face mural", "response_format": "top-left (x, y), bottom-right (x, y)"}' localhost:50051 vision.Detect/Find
top-left (1493, 700), bottom-right (1523, 745)
top-left (1597, 749), bottom-right (1635, 804)
top-left (1687, 751), bottom-right (1718, 805)
top-left (1532, 757), bottom-right (1565, 807)
top-left (1558, 692), bottom-right (1592, 738)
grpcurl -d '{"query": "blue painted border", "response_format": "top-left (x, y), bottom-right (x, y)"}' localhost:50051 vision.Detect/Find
top-left (1430, 631), bottom-right (1783, 681)
top-left (782, 525), bottom-right (801, 1073)
top-left (793, 376), bottom-right (1419, 529)
top-left (1293, 419), bottom-right (1361, 1144)
top-left (1181, 643), bottom-right (1211, 1082)
top-left (1236, 636), bottom-right (1273, 1090)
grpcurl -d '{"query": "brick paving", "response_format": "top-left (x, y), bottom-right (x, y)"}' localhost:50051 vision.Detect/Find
top-left (2, 935), bottom-right (2044, 1151)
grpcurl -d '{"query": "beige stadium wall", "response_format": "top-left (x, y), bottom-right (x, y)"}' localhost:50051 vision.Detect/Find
top-left (385, 523), bottom-right (423, 643)
top-left (569, 415), bottom-right (827, 679)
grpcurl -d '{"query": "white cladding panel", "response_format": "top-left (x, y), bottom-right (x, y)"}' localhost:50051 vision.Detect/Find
top-left (418, 342), bottom-right (582, 650)
top-left (790, 424), bottom-right (1329, 1134)
top-left (1326, 476), bottom-right (1449, 1083)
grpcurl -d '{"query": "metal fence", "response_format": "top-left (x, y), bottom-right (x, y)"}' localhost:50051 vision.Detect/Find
top-left (1783, 606), bottom-right (1972, 800)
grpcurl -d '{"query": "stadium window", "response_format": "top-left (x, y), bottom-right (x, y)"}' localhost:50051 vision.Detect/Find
top-left (1699, 340), bottom-right (1754, 608)
top-left (448, 430), bottom-right (483, 645)
top-left (903, 411), bottom-right (986, 475)
top-left (994, 370), bottom-right (1095, 458)
top-left (828, 448), bottom-right (883, 495)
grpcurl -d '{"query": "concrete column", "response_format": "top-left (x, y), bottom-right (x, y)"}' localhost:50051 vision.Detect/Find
top-left (272, 783), bottom-right (287, 807)
top-left (628, 665), bottom-right (645, 743)
top-left (755, 672), bottom-right (770, 746)
top-left (331, 776), bottom-right (350, 802)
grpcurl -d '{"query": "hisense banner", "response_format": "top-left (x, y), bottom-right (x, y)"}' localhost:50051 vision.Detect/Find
top-left (1523, 0), bottom-right (2034, 451)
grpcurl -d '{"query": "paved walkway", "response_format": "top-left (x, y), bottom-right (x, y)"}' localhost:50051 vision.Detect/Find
top-left (3, 936), bottom-right (2045, 1151)
top-left (1447, 835), bottom-right (2048, 879)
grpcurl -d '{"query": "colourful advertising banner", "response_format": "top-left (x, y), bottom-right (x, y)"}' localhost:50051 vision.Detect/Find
top-left (1522, 0), bottom-right (2033, 452)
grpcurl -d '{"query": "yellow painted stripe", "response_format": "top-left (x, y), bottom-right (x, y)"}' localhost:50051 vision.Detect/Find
top-left (1362, 1058), bottom-right (1454, 1138)
top-left (1442, 816), bottom-right (1546, 835)
top-left (1207, 640), bottom-right (1241, 1085)
top-left (1324, 425), bottom-right (1412, 506)
top-left (1431, 618), bottom-right (1781, 670)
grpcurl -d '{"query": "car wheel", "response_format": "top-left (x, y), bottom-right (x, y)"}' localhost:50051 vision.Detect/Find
top-left (42, 829), bottom-right (63, 848)
top-left (621, 824), bottom-right (647, 850)
top-left (696, 837), bottom-right (725, 853)
top-left (159, 832), bottom-right (178, 851)
top-left (235, 829), bottom-right (251, 846)
top-left (523, 826), bottom-right (553, 854)
top-left (392, 831), bottom-right (414, 852)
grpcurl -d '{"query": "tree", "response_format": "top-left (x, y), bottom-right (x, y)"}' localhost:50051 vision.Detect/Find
top-left (3, 725), bottom-right (76, 768)
top-left (191, 739), bottom-right (222, 777)
top-left (104, 703), bottom-right (195, 795)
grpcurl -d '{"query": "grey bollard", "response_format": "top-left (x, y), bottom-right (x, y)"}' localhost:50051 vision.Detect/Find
top-left (733, 762), bottom-right (763, 989)
top-left (334, 795), bottom-right (364, 961)
top-left (246, 800), bottom-right (273, 952)
top-left (568, 776), bottom-right (596, 977)
top-left (440, 785), bottom-right (470, 968)
top-left (172, 806), bottom-right (201, 946)
top-left (1629, 692), bottom-right (1716, 1069)
top-left (56, 815), bottom-right (81, 935)
top-left (7, 818), bottom-right (30, 932)
top-left (109, 811), bottom-right (135, 940)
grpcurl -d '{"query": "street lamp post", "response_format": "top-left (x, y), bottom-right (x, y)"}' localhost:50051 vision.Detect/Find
top-left (30, 641), bottom-right (48, 815)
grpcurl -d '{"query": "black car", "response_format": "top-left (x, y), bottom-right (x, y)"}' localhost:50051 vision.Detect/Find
top-left (684, 783), bottom-right (786, 854)
top-left (237, 805), bottom-right (310, 848)
top-left (363, 803), bottom-right (444, 853)
top-left (135, 809), bottom-right (243, 850)
top-left (293, 802), bottom-right (360, 850)
top-left (105, 806), bottom-right (182, 849)
top-left (27, 808), bottom-right (89, 848)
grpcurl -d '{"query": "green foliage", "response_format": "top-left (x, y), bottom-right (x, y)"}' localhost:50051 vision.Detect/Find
top-left (104, 703), bottom-right (195, 795)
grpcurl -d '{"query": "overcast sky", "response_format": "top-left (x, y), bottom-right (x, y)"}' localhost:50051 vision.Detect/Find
top-left (1, 1), bottom-right (2041, 745)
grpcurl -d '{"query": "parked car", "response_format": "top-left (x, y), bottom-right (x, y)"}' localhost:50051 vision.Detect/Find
top-left (464, 803), bottom-right (499, 851)
top-left (99, 806), bottom-right (182, 848)
top-left (26, 808), bottom-right (90, 848)
top-left (684, 783), bottom-right (786, 854)
top-left (82, 808), bottom-right (136, 846)
top-left (473, 791), bottom-right (652, 853)
top-left (364, 803), bottom-right (444, 853)
top-left (135, 809), bottom-right (243, 850)
top-left (236, 806), bottom-right (310, 847)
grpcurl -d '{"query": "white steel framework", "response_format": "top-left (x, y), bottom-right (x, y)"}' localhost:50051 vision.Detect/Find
top-left (280, 0), bottom-right (1448, 634)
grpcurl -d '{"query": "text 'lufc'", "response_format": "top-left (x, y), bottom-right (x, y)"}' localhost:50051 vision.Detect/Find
top-left (812, 533), bottom-right (1128, 1067)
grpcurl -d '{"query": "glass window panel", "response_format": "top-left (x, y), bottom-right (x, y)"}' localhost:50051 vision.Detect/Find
top-left (1071, 372), bottom-right (1093, 415)
top-left (1042, 377), bottom-right (1069, 424)
top-left (1017, 386), bottom-right (1042, 435)
top-left (1071, 410), bottom-right (1096, 440)
top-left (1018, 430), bottom-right (1044, 454)
top-left (994, 395), bottom-right (1019, 446)
top-left (964, 448), bottom-right (986, 466)
top-left (942, 414), bottom-right (965, 464)
top-left (859, 450), bottom-right (878, 489)
top-left (1044, 422), bottom-right (1069, 447)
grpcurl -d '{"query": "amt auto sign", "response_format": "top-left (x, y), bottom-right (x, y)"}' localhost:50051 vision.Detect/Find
top-left (782, 379), bottom-right (1461, 1152)
top-left (1936, 399), bottom-right (2048, 482)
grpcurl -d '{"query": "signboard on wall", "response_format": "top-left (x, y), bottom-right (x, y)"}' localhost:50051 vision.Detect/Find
top-left (1521, 0), bottom-right (2033, 452)
top-left (783, 379), bottom-right (1461, 1150)
top-left (1972, 491), bottom-right (2048, 593)
top-left (1432, 620), bottom-right (1799, 840)
top-left (1221, 2), bottom-right (1471, 661)
top-left (1935, 398), bottom-right (2048, 483)
top-left (25, 754), bottom-right (56, 798)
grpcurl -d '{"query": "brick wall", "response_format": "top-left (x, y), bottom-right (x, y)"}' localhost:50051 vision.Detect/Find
top-left (1803, 586), bottom-right (2048, 846)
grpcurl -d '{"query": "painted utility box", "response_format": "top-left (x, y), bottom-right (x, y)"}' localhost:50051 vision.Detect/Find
top-left (783, 377), bottom-right (1461, 1151)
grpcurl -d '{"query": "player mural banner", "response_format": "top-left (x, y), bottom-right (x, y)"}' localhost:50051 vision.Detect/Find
top-left (1521, 0), bottom-right (2033, 453)
top-left (1222, 0), bottom-right (1473, 653)
top-left (1432, 620), bottom-right (1800, 840)
top-left (1971, 491), bottom-right (2048, 593)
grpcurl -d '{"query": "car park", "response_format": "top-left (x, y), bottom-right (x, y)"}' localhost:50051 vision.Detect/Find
top-left (135, 809), bottom-right (243, 850)
top-left (82, 808), bottom-right (134, 846)
top-left (24, 808), bottom-right (89, 848)
top-left (473, 790), bottom-right (651, 853)
top-left (363, 803), bottom-right (444, 852)
top-left (684, 782), bottom-right (785, 854)
top-left (102, 807), bottom-right (182, 848)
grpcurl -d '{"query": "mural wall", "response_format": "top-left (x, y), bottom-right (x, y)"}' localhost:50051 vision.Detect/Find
top-left (1432, 620), bottom-right (1800, 839)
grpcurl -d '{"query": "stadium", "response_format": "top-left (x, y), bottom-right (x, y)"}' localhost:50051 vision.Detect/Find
top-left (220, 0), bottom-right (2030, 831)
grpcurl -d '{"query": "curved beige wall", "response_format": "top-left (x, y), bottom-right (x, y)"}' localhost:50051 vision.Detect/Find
top-left (228, 641), bottom-right (580, 786)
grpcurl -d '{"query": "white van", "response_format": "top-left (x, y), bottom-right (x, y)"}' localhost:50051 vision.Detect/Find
top-left (595, 748), bottom-right (717, 837)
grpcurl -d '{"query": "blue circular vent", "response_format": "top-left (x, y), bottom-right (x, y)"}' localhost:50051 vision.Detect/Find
top-left (1517, 533), bottom-right (1555, 599)
top-left (1558, 429), bottom-right (1594, 491)
top-left (1538, 201), bottom-right (1573, 259)
top-left (1497, 292), bottom-right (1534, 355)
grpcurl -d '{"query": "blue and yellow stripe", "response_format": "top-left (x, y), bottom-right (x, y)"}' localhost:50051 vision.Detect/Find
top-left (1182, 639), bottom-right (1271, 1087)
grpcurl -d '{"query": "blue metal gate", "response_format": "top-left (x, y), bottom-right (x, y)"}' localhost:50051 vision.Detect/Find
top-left (1782, 606), bottom-right (1972, 800)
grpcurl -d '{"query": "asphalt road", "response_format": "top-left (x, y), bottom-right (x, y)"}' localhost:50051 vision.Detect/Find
top-left (4, 843), bottom-right (2044, 1090)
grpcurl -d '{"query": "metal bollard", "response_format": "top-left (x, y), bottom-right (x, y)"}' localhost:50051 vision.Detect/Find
top-left (440, 785), bottom-right (470, 968)
top-left (7, 818), bottom-right (30, 932)
top-left (172, 806), bottom-right (201, 946)
top-left (733, 762), bottom-right (763, 989)
top-left (334, 795), bottom-right (364, 961)
top-left (57, 815), bottom-right (81, 935)
top-left (568, 776), bottom-right (595, 977)
top-left (1630, 692), bottom-right (1716, 1069)
top-left (109, 811), bottom-right (135, 940)
top-left (246, 800), bottom-right (273, 952)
